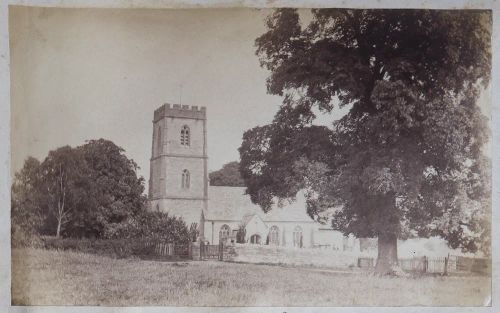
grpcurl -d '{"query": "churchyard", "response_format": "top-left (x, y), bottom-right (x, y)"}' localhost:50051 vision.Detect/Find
top-left (11, 248), bottom-right (490, 306)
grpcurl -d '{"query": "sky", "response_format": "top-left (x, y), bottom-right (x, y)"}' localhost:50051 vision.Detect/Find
top-left (10, 6), bottom-right (491, 192)
top-left (10, 7), bottom-right (291, 186)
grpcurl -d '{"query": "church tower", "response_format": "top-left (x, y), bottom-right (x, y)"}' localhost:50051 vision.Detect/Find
top-left (148, 103), bottom-right (208, 227)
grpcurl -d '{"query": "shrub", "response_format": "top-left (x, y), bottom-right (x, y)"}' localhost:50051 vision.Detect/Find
top-left (103, 211), bottom-right (191, 245)
top-left (236, 225), bottom-right (246, 243)
top-left (41, 237), bottom-right (137, 258)
top-left (136, 211), bottom-right (191, 244)
top-left (38, 211), bottom-right (191, 259)
top-left (11, 224), bottom-right (43, 248)
top-left (102, 217), bottom-right (141, 240)
top-left (40, 236), bottom-right (179, 259)
top-left (189, 223), bottom-right (199, 242)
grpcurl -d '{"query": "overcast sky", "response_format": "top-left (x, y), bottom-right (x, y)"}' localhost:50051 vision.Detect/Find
top-left (10, 6), bottom-right (491, 192)
top-left (10, 7), bottom-right (292, 185)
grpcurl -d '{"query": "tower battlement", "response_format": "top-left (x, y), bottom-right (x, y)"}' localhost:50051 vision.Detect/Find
top-left (154, 103), bottom-right (206, 121)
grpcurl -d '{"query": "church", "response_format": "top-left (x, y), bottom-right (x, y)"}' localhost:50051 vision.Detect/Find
top-left (148, 103), bottom-right (351, 249)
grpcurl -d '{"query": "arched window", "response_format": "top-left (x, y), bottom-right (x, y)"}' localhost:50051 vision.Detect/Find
top-left (157, 126), bottom-right (162, 154)
top-left (293, 226), bottom-right (303, 248)
top-left (181, 125), bottom-right (190, 146)
top-left (268, 226), bottom-right (279, 246)
top-left (219, 224), bottom-right (231, 242)
top-left (250, 234), bottom-right (261, 244)
top-left (182, 169), bottom-right (190, 189)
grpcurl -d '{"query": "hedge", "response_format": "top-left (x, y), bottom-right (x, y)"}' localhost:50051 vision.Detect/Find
top-left (40, 237), bottom-right (158, 259)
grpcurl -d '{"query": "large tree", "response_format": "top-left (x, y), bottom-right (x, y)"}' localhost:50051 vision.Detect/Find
top-left (13, 139), bottom-right (147, 239)
top-left (38, 146), bottom-right (88, 238)
top-left (11, 157), bottom-right (43, 243)
top-left (69, 139), bottom-right (147, 238)
top-left (240, 9), bottom-right (491, 273)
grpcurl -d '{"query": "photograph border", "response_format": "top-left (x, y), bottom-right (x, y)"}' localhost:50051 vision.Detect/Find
top-left (0, 0), bottom-right (498, 312)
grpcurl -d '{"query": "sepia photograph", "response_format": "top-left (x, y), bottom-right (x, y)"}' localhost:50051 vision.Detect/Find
top-left (7, 3), bottom-right (493, 308)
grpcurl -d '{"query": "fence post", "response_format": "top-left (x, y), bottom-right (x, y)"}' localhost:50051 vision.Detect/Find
top-left (444, 256), bottom-right (449, 276)
top-left (423, 256), bottom-right (428, 273)
top-left (200, 241), bottom-right (204, 260)
top-left (219, 242), bottom-right (223, 261)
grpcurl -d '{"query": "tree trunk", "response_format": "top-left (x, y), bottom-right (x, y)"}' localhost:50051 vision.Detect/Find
top-left (56, 218), bottom-right (62, 238)
top-left (375, 233), bottom-right (398, 274)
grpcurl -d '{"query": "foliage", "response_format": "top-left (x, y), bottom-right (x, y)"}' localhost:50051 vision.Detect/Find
top-left (189, 223), bottom-right (199, 242)
top-left (11, 157), bottom-right (43, 238)
top-left (12, 139), bottom-right (191, 245)
top-left (40, 211), bottom-right (191, 257)
top-left (11, 224), bottom-right (44, 248)
top-left (242, 8), bottom-right (491, 260)
top-left (103, 211), bottom-right (191, 245)
top-left (236, 225), bottom-right (246, 243)
top-left (12, 139), bottom-right (147, 240)
top-left (37, 146), bottom-right (88, 237)
top-left (209, 161), bottom-right (246, 187)
top-left (136, 212), bottom-right (190, 244)
top-left (69, 139), bottom-right (147, 238)
top-left (40, 236), bottom-right (145, 259)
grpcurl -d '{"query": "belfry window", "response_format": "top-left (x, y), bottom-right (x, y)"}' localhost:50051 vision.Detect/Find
top-left (182, 169), bottom-right (190, 189)
top-left (181, 125), bottom-right (190, 146)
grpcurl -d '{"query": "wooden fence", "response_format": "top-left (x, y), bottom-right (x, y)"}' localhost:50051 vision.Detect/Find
top-left (142, 241), bottom-right (224, 260)
top-left (454, 255), bottom-right (491, 274)
top-left (143, 241), bottom-right (491, 273)
top-left (357, 257), bottom-right (375, 268)
top-left (142, 241), bottom-right (191, 258)
top-left (358, 255), bottom-right (491, 275)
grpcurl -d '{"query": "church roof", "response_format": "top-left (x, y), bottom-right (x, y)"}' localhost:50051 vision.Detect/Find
top-left (205, 186), bottom-right (262, 221)
top-left (205, 186), bottom-right (314, 223)
top-left (263, 191), bottom-right (316, 223)
top-left (241, 213), bottom-right (259, 226)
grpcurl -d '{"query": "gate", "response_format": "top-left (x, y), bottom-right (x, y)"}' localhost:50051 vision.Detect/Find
top-left (200, 242), bottom-right (223, 260)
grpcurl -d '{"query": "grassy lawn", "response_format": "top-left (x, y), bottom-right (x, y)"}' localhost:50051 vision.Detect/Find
top-left (12, 248), bottom-right (490, 306)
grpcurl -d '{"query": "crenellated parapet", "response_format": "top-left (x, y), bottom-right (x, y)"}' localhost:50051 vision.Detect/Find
top-left (154, 103), bottom-right (206, 121)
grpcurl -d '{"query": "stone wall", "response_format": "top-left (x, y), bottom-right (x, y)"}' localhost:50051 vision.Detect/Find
top-left (222, 243), bottom-right (361, 269)
top-left (222, 242), bottom-right (238, 260)
top-left (190, 242), bottom-right (201, 260)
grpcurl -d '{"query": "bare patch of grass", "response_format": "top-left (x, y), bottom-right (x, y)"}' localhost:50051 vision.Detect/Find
top-left (11, 248), bottom-right (490, 306)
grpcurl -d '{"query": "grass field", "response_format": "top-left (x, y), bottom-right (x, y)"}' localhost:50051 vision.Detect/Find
top-left (11, 248), bottom-right (490, 306)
